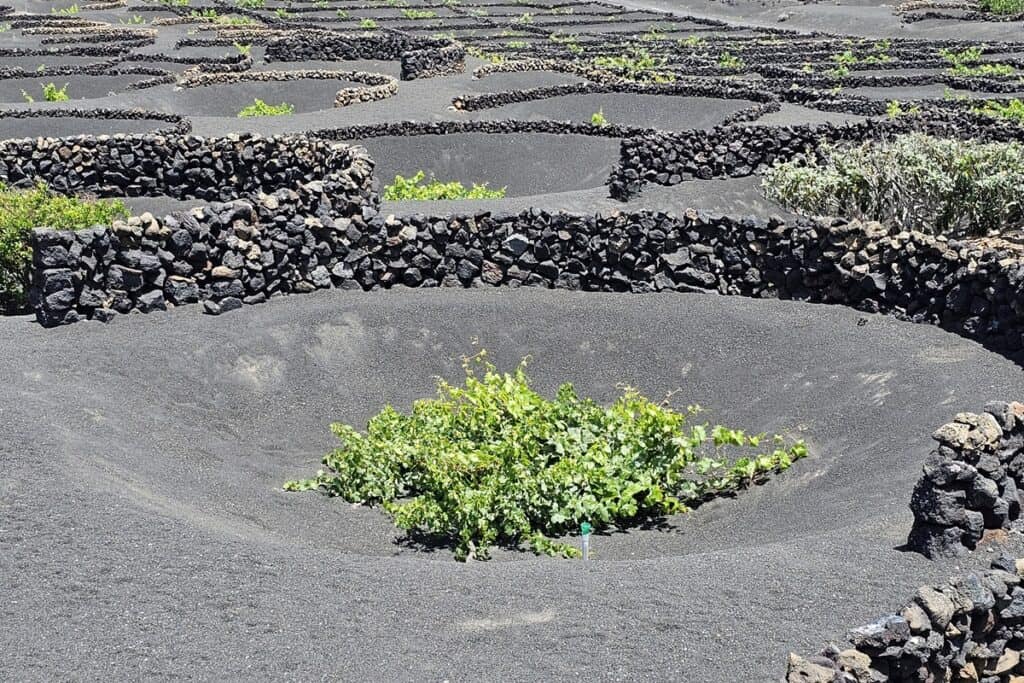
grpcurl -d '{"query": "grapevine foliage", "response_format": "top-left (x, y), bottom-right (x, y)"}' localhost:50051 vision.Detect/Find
top-left (285, 354), bottom-right (808, 561)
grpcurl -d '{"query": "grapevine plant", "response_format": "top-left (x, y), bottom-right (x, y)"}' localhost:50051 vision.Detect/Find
top-left (284, 354), bottom-right (808, 561)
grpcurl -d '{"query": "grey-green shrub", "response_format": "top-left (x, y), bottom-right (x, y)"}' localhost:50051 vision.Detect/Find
top-left (762, 133), bottom-right (1024, 236)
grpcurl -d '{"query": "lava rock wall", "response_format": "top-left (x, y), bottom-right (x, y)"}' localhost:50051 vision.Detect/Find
top-left (908, 404), bottom-right (1024, 558)
top-left (0, 133), bottom-right (351, 201)
top-left (786, 555), bottom-right (1024, 682)
top-left (27, 202), bottom-right (1024, 367)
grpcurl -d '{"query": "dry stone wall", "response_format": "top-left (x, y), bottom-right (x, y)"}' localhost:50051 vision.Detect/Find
top-left (908, 404), bottom-right (1024, 558)
top-left (786, 555), bottom-right (1024, 683)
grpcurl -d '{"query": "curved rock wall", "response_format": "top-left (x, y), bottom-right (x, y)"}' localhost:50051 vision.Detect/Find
top-left (0, 133), bottom-right (351, 200)
top-left (786, 555), bottom-right (1024, 683)
top-left (908, 404), bottom-right (1024, 558)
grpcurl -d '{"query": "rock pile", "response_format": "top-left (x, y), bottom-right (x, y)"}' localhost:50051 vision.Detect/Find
top-left (908, 404), bottom-right (1024, 558)
top-left (786, 555), bottom-right (1024, 682)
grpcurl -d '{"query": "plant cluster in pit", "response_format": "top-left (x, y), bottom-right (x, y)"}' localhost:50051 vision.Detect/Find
top-left (237, 98), bottom-right (294, 117)
top-left (21, 83), bottom-right (70, 103)
top-left (284, 354), bottom-right (808, 561)
top-left (940, 47), bottom-right (1016, 77)
top-left (0, 183), bottom-right (128, 313)
top-left (975, 98), bottom-right (1024, 123)
top-left (592, 49), bottom-right (676, 83)
top-left (383, 171), bottom-right (506, 200)
top-left (762, 133), bottom-right (1024, 237)
top-left (979, 0), bottom-right (1024, 14)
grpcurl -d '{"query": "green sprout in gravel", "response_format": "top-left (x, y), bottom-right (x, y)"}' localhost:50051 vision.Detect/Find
top-left (383, 171), bottom-right (506, 200)
top-left (284, 353), bottom-right (808, 561)
top-left (0, 182), bottom-right (129, 313)
top-left (237, 99), bottom-right (295, 117)
top-left (359, 17), bottom-right (378, 29)
top-left (590, 108), bottom-right (608, 127)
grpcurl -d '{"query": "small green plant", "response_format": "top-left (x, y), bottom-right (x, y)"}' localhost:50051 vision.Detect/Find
top-left (590, 108), bottom-right (607, 127)
top-left (678, 35), bottom-right (707, 49)
top-left (885, 100), bottom-right (920, 118)
top-left (513, 11), bottom-right (533, 23)
top-left (402, 8), bottom-right (437, 18)
top-left (717, 51), bottom-right (744, 71)
top-left (550, 5), bottom-right (573, 14)
top-left (940, 46), bottom-right (1014, 76)
top-left (0, 182), bottom-right (129, 312)
top-left (978, 0), bottom-right (1024, 14)
top-left (0, 22), bottom-right (10, 32)
top-left (51, 4), bottom-right (79, 15)
top-left (237, 98), bottom-right (295, 117)
top-left (383, 171), bottom-right (506, 200)
top-left (284, 353), bottom-right (808, 561)
top-left (21, 83), bottom-right (70, 103)
top-left (359, 17), bottom-right (378, 28)
top-left (233, 41), bottom-right (252, 56)
top-left (762, 133), bottom-right (1024, 236)
top-left (506, 40), bottom-right (527, 48)
top-left (119, 14), bottom-right (146, 24)
top-left (275, 7), bottom-right (292, 18)
top-left (235, 0), bottom-right (265, 8)
top-left (336, 9), bottom-right (348, 17)
top-left (593, 49), bottom-right (675, 83)
top-left (974, 98), bottom-right (1024, 123)
top-left (641, 25), bottom-right (666, 41)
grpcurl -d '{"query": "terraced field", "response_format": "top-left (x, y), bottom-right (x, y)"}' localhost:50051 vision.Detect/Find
top-left (3, 0), bottom-right (1024, 680)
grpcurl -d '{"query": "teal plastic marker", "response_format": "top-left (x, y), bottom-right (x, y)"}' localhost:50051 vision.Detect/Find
top-left (581, 522), bottom-right (592, 560)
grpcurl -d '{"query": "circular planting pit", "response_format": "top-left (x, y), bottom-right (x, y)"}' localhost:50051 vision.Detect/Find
top-left (170, 77), bottom-right (366, 116)
top-left (0, 73), bottom-right (157, 102)
top-left (350, 131), bottom-right (621, 197)
top-left (467, 92), bottom-right (760, 130)
top-left (4, 288), bottom-right (1023, 678)
top-left (0, 113), bottom-right (171, 138)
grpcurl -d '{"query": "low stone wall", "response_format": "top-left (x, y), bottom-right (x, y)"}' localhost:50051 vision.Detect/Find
top-left (265, 31), bottom-right (464, 80)
top-left (175, 68), bottom-right (399, 107)
top-left (786, 555), bottom-right (1024, 682)
top-left (400, 41), bottom-right (465, 80)
top-left (29, 143), bottom-right (376, 326)
top-left (907, 404), bottom-right (1024, 558)
top-left (0, 133), bottom-right (349, 200)
top-left (27, 204), bottom-right (1024, 366)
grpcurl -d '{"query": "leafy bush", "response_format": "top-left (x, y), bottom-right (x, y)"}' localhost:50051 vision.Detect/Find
top-left (22, 83), bottom-right (70, 103)
top-left (975, 98), bottom-right (1024, 123)
top-left (940, 46), bottom-right (1015, 76)
top-left (592, 50), bottom-right (675, 83)
top-left (717, 51), bottom-right (745, 71)
top-left (979, 0), bottom-right (1024, 14)
top-left (359, 17), bottom-right (378, 28)
top-left (237, 98), bottom-right (294, 117)
top-left (590, 108), bottom-right (608, 127)
top-left (401, 8), bottom-right (436, 18)
top-left (762, 133), bottom-right (1024, 236)
top-left (0, 183), bottom-right (129, 312)
top-left (284, 354), bottom-right (808, 560)
top-left (382, 171), bottom-right (506, 200)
